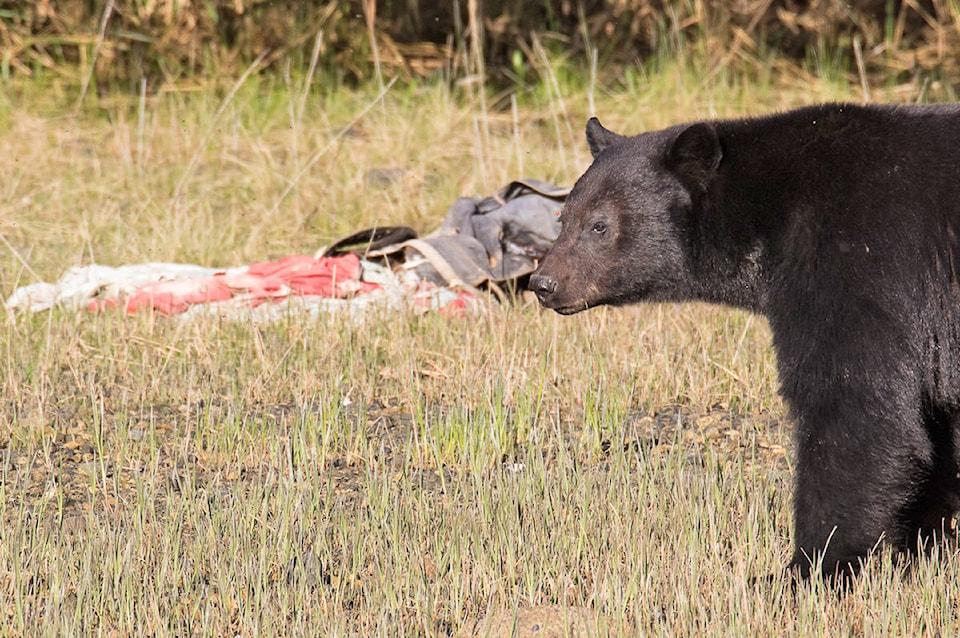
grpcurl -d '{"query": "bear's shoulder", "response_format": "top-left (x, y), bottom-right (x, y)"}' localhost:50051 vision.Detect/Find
top-left (712, 102), bottom-right (960, 142)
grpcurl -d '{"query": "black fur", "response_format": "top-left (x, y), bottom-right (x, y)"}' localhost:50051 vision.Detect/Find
top-left (530, 103), bottom-right (960, 580)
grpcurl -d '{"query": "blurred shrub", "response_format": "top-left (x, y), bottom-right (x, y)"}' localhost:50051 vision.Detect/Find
top-left (1, 1), bottom-right (958, 88)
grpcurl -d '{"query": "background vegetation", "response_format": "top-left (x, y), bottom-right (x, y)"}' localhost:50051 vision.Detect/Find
top-left (3, 0), bottom-right (960, 91)
top-left (2, 1), bottom-right (960, 636)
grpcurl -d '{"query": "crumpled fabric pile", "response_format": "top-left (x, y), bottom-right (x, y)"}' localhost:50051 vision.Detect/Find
top-left (323, 179), bottom-right (568, 287)
top-left (5, 253), bottom-right (479, 321)
top-left (5, 179), bottom-right (567, 322)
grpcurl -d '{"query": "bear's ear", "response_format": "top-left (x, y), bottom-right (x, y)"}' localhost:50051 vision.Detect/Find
top-left (586, 118), bottom-right (627, 158)
top-left (666, 122), bottom-right (722, 181)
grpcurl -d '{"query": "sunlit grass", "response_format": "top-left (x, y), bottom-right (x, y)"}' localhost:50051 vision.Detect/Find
top-left (2, 57), bottom-right (959, 635)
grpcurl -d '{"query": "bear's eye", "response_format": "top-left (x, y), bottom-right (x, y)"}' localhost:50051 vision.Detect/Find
top-left (591, 221), bottom-right (607, 234)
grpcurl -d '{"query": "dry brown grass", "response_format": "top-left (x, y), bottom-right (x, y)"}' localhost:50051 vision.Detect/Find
top-left (1, 60), bottom-right (959, 635)
top-left (4, 0), bottom-right (960, 92)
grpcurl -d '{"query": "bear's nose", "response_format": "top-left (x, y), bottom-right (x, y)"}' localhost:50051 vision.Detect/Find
top-left (528, 274), bottom-right (558, 298)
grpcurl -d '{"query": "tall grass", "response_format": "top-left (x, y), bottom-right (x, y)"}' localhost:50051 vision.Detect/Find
top-left (1, 53), bottom-right (959, 635)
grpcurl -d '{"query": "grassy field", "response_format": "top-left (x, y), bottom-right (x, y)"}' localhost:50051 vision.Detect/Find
top-left (2, 57), bottom-right (959, 636)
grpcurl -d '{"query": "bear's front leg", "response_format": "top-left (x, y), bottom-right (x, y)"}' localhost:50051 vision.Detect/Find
top-left (784, 378), bottom-right (930, 582)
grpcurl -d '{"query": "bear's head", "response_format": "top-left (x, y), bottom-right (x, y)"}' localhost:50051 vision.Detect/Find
top-left (529, 117), bottom-right (723, 314)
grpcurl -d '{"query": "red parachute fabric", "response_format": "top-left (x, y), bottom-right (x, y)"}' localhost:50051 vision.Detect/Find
top-left (122, 254), bottom-right (368, 316)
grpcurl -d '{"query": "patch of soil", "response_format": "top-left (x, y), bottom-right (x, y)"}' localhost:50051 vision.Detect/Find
top-left (0, 400), bottom-right (790, 533)
top-left (468, 605), bottom-right (608, 637)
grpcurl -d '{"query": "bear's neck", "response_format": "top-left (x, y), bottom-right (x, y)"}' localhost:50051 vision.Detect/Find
top-left (688, 239), bottom-right (768, 313)
top-left (682, 115), bottom-right (809, 314)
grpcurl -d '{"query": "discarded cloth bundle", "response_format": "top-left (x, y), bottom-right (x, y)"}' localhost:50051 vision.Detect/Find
top-left (324, 179), bottom-right (568, 287)
top-left (6, 254), bottom-right (373, 314)
top-left (6, 179), bottom-right (568, 321)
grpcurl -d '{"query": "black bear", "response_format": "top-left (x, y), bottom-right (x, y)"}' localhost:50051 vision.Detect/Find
top-left (529, 103), bottom-right (960, 580)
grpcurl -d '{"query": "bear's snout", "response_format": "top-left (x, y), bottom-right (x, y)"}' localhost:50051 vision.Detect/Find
top-left (528, 273), bottom-right (558, 303)
top-left (528, 272), bottom-right (587, 315)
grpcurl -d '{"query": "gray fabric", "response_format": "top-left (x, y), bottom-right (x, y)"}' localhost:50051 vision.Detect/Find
top-left (418, 179), bottom-right (567, 285)
top-left (325, 179), bottom-right (568, 288)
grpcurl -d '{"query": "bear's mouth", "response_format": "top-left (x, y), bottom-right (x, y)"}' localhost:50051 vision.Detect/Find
top-left (551, 300), bottom-right (592, 315)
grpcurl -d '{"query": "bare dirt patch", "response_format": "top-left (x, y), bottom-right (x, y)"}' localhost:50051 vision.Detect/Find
top-left (1, 400), bottom-right (789, 534)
